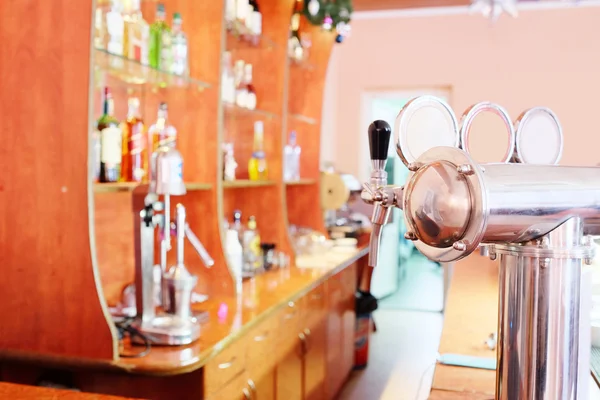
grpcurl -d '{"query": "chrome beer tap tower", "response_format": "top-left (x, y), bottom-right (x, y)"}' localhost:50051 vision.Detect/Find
top-left (131, 145), bottom-right (214, 345)
top-left (362, 96), bottom-right (596, 399)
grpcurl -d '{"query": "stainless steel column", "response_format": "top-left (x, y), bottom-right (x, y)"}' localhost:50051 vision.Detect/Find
top-left (494, 217), bottom-right (589, 400)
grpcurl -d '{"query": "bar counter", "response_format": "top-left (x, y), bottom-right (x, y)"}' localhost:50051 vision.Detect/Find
top-left (429, 254), bottom-right (497, 398)
top-left (0, 247), bottom-right (367, 399)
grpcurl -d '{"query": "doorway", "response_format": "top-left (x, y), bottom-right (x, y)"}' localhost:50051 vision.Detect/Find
top-left (360, 87), bottom-right (451, 312)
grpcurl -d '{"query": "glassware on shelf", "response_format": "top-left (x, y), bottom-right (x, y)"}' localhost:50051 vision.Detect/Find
top-left (148, 102), bottom-right (177, 153)
top-left (221, 52), bottom-right (236, 104)
top-left (149, 3), bottom-right (171, 71)
top-left (171, 12), bottom-right (189, 77)
top-left (123, 0), bottom-right (149, 65)
top-left (243, 63), bottom-right (257, 110)
top-left (121, 97), bottom-right (147, 183)
top-left (284, 130), bottom-right (301, 182)
top-left (105, 0), bottom-right (125, 68)
top-left (242, 216), bottom-right (263, 273)
top-left (236, 0), bottom-right (250, 31)
top-left (225, 0), bottom-right (236, 31)
top-left (223, 142), bottom-right (238, 181)
top-left (234, 60), bottom-right (247, 108)
top-left (248, 121), bottom-right (268, 181)
top-left (97, 87), bottom-right (122, 183)
top-left (245, 0), bottom-right (262, 45)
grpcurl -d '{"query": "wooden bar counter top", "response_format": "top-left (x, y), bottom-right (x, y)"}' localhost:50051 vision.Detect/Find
top-left (0, 248), bottom-right (368, 399)
top-left (429, 253), bottom-right (498, 399)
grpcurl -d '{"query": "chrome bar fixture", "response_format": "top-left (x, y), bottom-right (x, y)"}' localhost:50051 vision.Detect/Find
top-left (362, 96), bottom-right (594, 399)
top-left (131, 145), bottom-right (212, 346)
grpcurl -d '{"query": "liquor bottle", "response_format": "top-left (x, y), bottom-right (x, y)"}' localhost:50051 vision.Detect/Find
top-left (223, 142), bottom-right (238, 181)
top-left (105, 0), bottom-right (124, 57)
top-left (234, 60), bottom-right (247, 108)
top-left (121, 97), bottom-right (147, 182)
top-left (221, 52), bottom-right (236, 104)
top-left (232, 209), bottom-right (244, 241)
top-left (243, 63), bottom-right (256, 110)
top-left (97, 87), bottom-right (122, 183)
top-left (123, 0), bottom-right (150, 65)
top-left (149, 3), bottom-right (170, 69)
top-left (248, 121), bottom-right (268, 180)
top-left (94, 7), bottom-right (105, 49)
top-left (225, 0), bottom-right (236, 31)
top-left (236, 0), bottom-right (249, 31)
top-left (284, 130), bottom-right (301, 181)
top-left (246, 0), bottom-right (262, 44)
top-left (288, 0), bottom-right (303, 61)
top-left (148, 102), bottom-right (177, 153)
top-left (242, 216), bottom-right (263, 271)
top-left (171, 13), bottom-right (189, 76)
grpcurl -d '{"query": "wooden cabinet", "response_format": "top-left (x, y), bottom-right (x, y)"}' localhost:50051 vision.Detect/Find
top-left (326, 264), bottom-right (358, 399)
top-left (303, 316), bottom-right (327, 400)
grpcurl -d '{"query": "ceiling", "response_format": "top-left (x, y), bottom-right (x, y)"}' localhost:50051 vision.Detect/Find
top-left (352, 0), bottom-right (470, 11)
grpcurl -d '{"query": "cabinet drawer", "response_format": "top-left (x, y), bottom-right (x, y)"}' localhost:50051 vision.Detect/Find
top-left (246, 314), bottom-right (279, 373)
top-left (304, 284), bottom-right (326, 323)
top-left (277, 300), bottom-right (302, 359)
top-left (204, 338), bottom-right (247, 397)
top-left (207, 371), bottom-right (250, 400)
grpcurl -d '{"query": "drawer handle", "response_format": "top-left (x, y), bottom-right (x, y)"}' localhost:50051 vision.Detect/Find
top-left (254, 333), bottom-right (269, 342)
top-left (288, 301), bottom-right (296, 308)
top-left (243, 388), bottom-right (251, 400)
top-left (218, 357), bottom-right (236, 369)
top-left (303, 328), bottom-right (311, 337)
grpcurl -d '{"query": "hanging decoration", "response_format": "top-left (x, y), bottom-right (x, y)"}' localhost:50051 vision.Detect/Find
top-left (470, 0), bottom-right (518, 21)
top-left (303, 0), bottom-right (353, 43)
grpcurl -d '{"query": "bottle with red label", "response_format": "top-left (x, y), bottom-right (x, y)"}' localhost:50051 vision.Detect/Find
top-left (120, 97), bottom-right (147, 182)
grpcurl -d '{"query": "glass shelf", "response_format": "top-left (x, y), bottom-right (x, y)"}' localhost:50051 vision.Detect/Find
top-left (94, 182), bottom-right (213, 193)
top-left (289, 113), bottom-right (318, 125)
top-left (223, 180), bottom-right (277, 188)
top-left (289, 57), bottom-right (316, 71)
top-left (223, 103), bottom-right (277, 120)
top-left (285, 179), bottom-right (317, 186)
top-left (93, 48), bottom-right (211, 90)
top-left (226, 21), bottom-right (277, 51)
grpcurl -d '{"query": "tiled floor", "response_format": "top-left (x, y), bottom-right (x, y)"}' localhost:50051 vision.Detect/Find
top-left (337, 309), bottom-right (443, 400)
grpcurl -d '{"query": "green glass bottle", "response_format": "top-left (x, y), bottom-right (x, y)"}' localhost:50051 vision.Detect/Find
top-left (149, 3), bottom-right (170, 69)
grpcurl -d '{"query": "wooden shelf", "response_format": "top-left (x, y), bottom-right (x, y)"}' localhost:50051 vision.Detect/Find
top-left (223, 102), bottom-right (278, 120)
top-left (285, 179), bottom-right (317, 186)
top-left (94, 48), bottom-right (211, 90)
top-left (93, 182), bottom-right (213, 193)
top-left (223, 180), bottom-right (277, 188)
top-left (289, 113), bottom-right (318, 125)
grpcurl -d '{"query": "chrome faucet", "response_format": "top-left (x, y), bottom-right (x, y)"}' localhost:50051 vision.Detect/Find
top-left (131, 145), bottom-right (210, 346)
top-left (361, 120), bottom-right (403, 269)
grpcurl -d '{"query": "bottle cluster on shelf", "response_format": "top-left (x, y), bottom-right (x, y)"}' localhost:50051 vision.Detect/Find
top-left (224, 210), bottom-right (287, 282)
top-left (288, 0), bottom-right (312, 63)
top-left (93, 87), bottom-right (180, 183)
top-left (284, 131), bottom-right (301, 182)
top-left (223, 121), bottom-right (270, 182)
top-left (221, 53), bottom-right (258, 110)
top-left (95, 0), bottom-right (189, 76)
top-left (225, 0), bottom-right (263, 44)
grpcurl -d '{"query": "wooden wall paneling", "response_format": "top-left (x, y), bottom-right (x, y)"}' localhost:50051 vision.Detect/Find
top-left (0, 0), bottom-right (116, 359)
top-left (284, 13), bottom-right (336, 244)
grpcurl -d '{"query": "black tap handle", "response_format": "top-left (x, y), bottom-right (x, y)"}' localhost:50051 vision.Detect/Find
top-left (368, 120), bottom-right (392, 161)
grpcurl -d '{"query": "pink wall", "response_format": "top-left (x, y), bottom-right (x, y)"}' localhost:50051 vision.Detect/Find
top-left (322, 5), bottom-right (600, 178)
